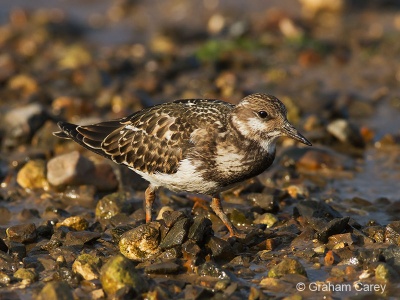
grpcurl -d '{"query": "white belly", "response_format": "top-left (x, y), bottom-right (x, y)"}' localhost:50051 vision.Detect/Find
top-left (132, 158), bottom-right (218, 194)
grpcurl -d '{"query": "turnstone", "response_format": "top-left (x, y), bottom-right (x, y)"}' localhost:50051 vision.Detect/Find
top-left (54, 93), bottom-right (311, 237)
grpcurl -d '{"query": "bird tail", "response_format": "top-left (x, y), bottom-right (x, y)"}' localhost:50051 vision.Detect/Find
top-left (53, 121), bottom-right (121, 160)
top-left (53, 122), bottom-right (79, 139)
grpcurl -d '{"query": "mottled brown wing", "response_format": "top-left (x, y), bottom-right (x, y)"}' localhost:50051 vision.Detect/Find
top-left (57, 99), bottom-right (234, 175)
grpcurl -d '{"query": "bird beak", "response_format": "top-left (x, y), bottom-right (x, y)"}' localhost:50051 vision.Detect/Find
top-left (282, 122), bottom-right (312, 146)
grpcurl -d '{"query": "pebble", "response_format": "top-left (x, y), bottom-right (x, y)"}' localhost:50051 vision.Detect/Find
top-left (196, 262), bottom-right (230, 280)
top-left (95, 192), bottom-right (135, 220)
top-left (119, 222), bottom-right (161, 261)
top-left (268, 258), bottom-right (307, 278)
top-left (206, 236), bottom-right (235, 262)
top-left (247, 192), bottom-right (279, 212)
top-left (72, 253), bottom-right (102, 280)
top-left (16, 159), bottom-right (50, 190)
top-left (64, 231), bottom-right (101, 246)
top-left (2, 103), bottom-right (49, 150)
top-left (187, 216), bottom-right (213, 243)
top-left (0, 271), bottom-right (11, 285)
top-left (159, 217), bottom-right (190, 250)
top-left (316, 217), bottom-right (350, 243)
top-left (375, 263), bottom-right (399, 282)
top-left (363, 225), bottom-right (385, 243)
top-left (294, 199), bottom-right (342, 220)
top-left (100, 255), bottom-right (148, 296)
top-left (6, 223), bottom-right (37, 243)
top-left (253, 213), bottom-right (278, 228)
top-left (144, 261), bottom-right (181, 274)
top-left (384, 221), bottom-right (400, 245)
top-left (36, 281), bottom-right (74, 300)
top-left (8, 242), bottom-right (26, 261)
top-left (0, 238), bottom-right (8, 252)
top-left (290, 147), bottom-right (355, 171)
top-left (47, 151), bottom-right (118, 191)
top-left (13, 267), bottom-right (38, 283)
top-left (57, 216), bottom-right (89, 231)
top-left (327, 119), bottom-right (365, 148)
top-left (162, 210), bottom-right (186, 228)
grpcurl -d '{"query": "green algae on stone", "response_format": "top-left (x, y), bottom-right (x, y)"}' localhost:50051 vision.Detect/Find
top-left (72, 253), bottom-right (102, 280)
top-left (375, 263), bottom-right (399, 282)
top-left (13, 268), bottom-right (38, 283)
top-left (254, 213), bottom-right (278, 228)
top-left (36, 281), bottom-right (74, 300)
top-left (268, 258), bottom-right (307, 278)
top-left (95, 192), bottom-right (134, 220)
top-left (100, 255), bottom-right (148, 296)
top-left (119, 223), bottom-right (161, 261)
top-left (57, 216), bottom-right (89, 231)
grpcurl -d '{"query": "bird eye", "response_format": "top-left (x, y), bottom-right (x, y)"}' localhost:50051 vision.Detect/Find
top-left (258, 111), bottom-right (268, 119)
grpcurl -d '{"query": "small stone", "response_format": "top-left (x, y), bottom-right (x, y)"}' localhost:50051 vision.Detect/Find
top-left (64, 231), bottom-right (101, 246)
top-left (0, 271), bottom-right (11, 285)
top-left (294, 148), bottom-right (354, 171)
top-left (47, 151), bottom-right (117, 191)
top-left (268, 258), bottom-right (307, 278)
top-left (47, 151), bottom-right (92, 186)
top-left (316, 217), bottom-right (350, 243)
top-left (8, 242), bottom-right (26, 261)
top-left (156, 206), bottom-right (174, 220)
top-left (36, 281), bottom-right (74, 300)
top-left (294, 200), bottom-right (342, 220)
top-left (327, 233), bottom-right (355, 248)
top-left (324, 250), bottom-right (337, 266)
top-left (314, 245), bottom-right (326, 254)
top-left (197, 262), bottom-right (230, 280)
top-left (2, 103), bottom-right (49, 150)
top-left (95, 192), bottom-right (134, 220)
top-left (385, 221), bottom-right (400, 245)
top-left (13, 267), bottom-right (38, 283)
top-left (247, 193), bottom-right (279, 212)
top-left (182, 240), bottom-right (202, 260)
top-left (6, 223), bottom-right (37, 243)
top-left (119, 223), bottom-right (161, 261)
top-left (187, 217), bottom-right (213, 243)
top-left (254, 213), bottom-right (278, 228)
top-left (375, 263), bottom-right (399, 282)
top-left (207, 236), bottom-right (235, 262)
top-left (57, 216), bottom-right (89, 231)
top-left (327, 119), bottom-right (365, 148)
top-left (0, 252), bottom-right (17, 272)
top-left (162, 210), bottom-right (186, 228)
top-left (363, 226), bottom-right (385, 243)
top-left (229, 209), bottom-right (252, 226)
top-left (0, 238), bottom-right (8, 252)
top-left (159, 218), bottom-right (190, 250)
top-left (100, 255), bottom-right (148, 296)
top-left (144, 261), bottom-right (181, 275)
top-left (259, 277), bottom-right (291, 291)
top-left (72, 254), bottom-right (102, 280)
top-left (16, 160), bottom-right (49, 190)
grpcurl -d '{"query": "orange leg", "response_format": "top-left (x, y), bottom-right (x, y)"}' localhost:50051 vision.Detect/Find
top-left (210, 197), bottom-right (242, 238)
top-left (145, 185), bottom-right (156, 223)
top-left (186, 194), bottom-right (209, 211)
